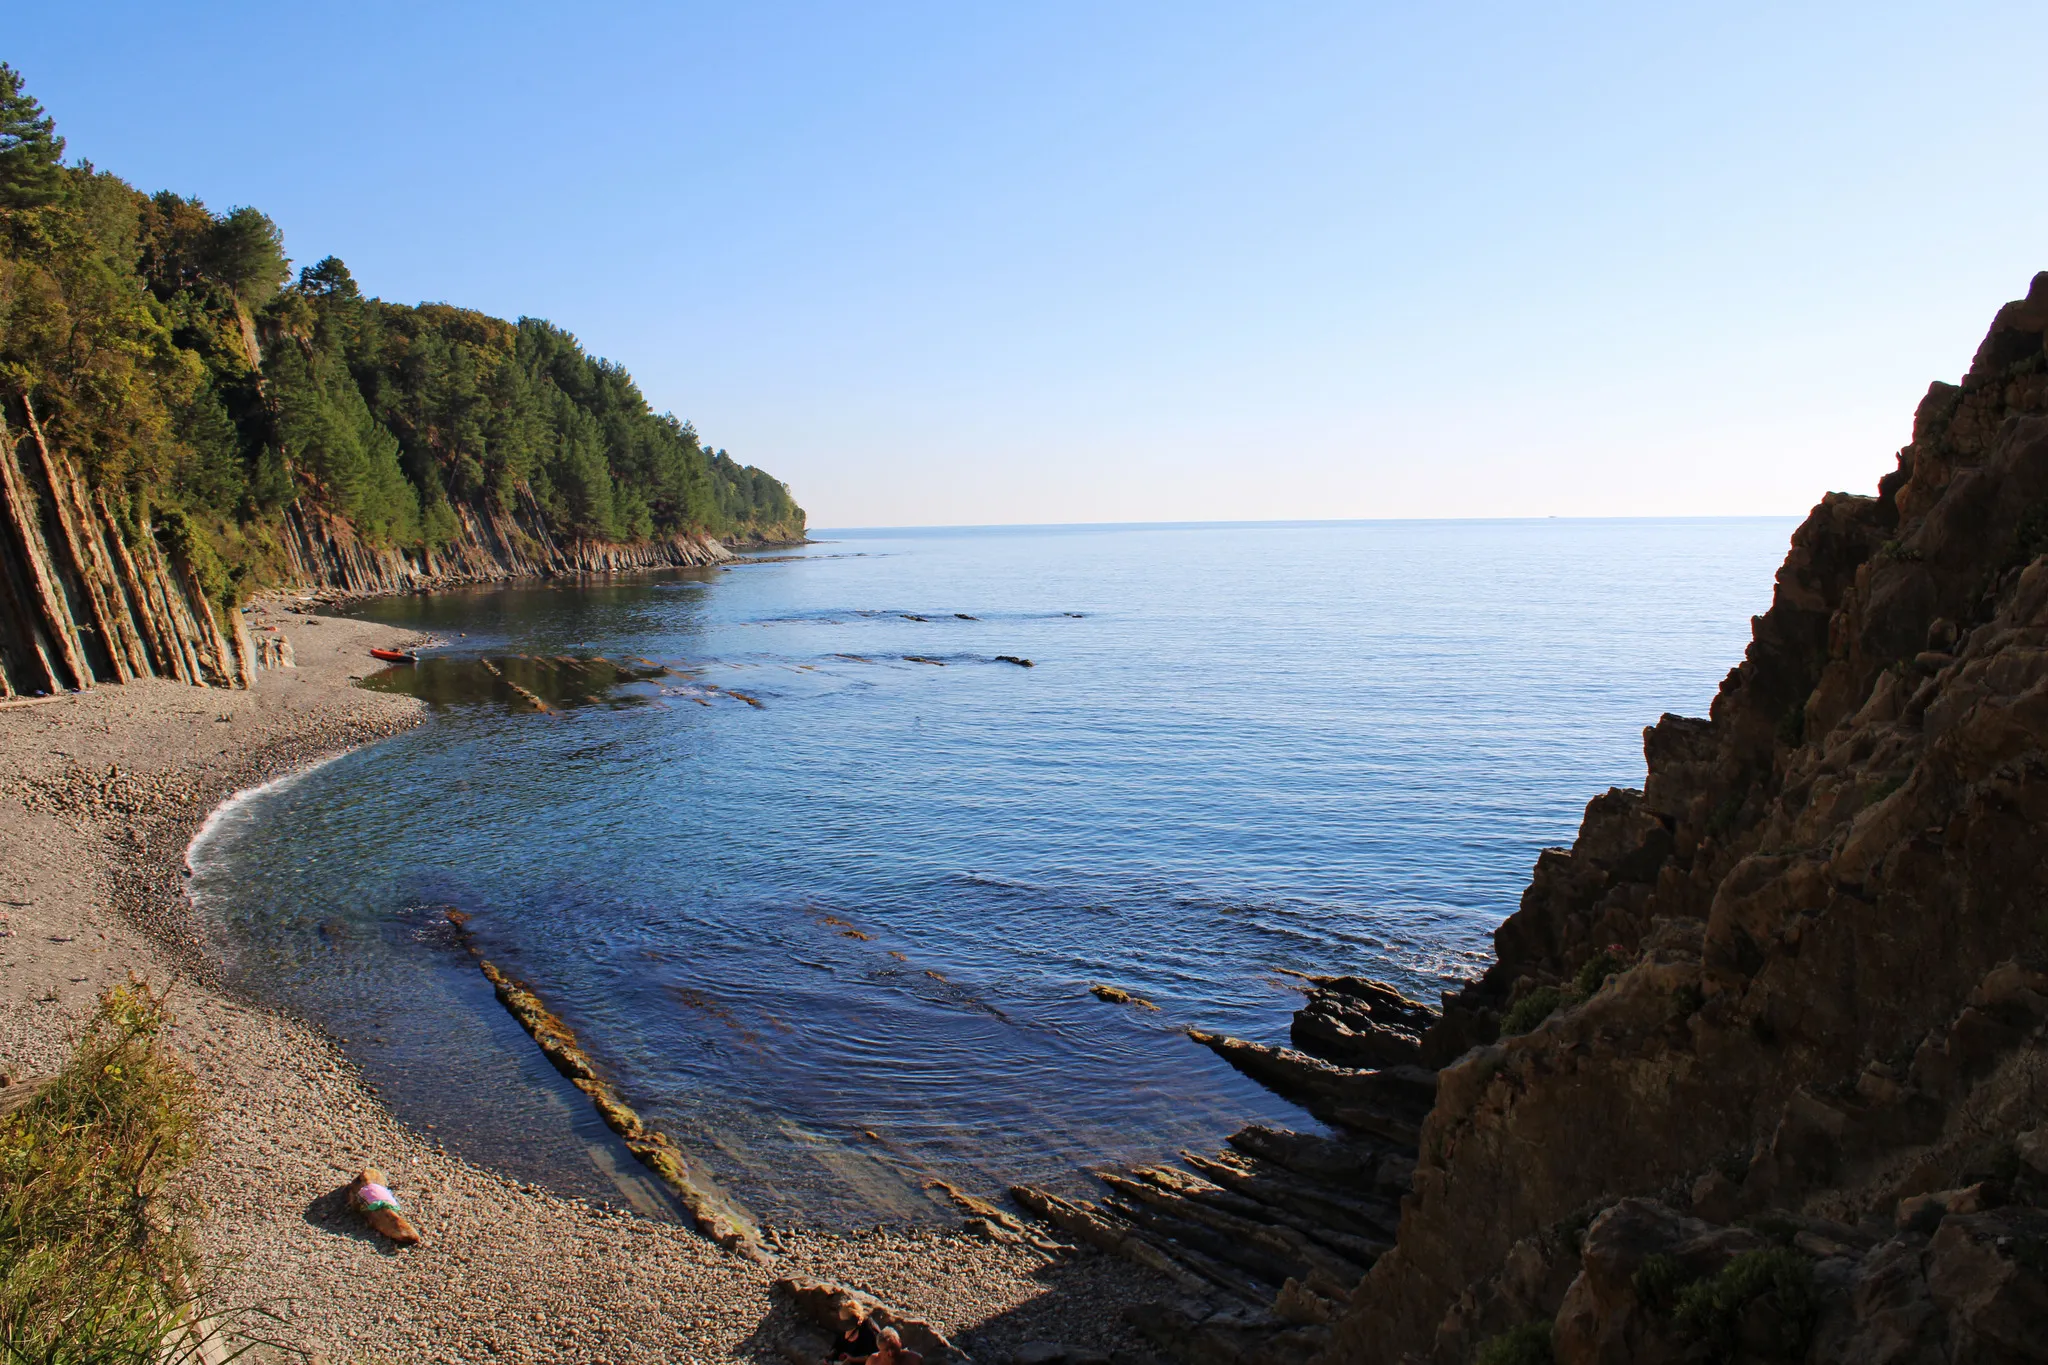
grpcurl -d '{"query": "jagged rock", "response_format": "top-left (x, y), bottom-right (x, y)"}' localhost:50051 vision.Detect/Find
top-left (474, 957), bottom-right (767, 1262)
top-left (1, 398), bottom-right (740, 696)
top-left (1291, 995), bottom-right (1424, 1069)
top-left (1895, 1183), bottom-right (1994, 1233)
top-left (255, 633), bottom-right (295, 668)
top-left (1178, 1150), bottom-right (1397, 1245)
top-left (1009, 1185), bottom-right (1224, 1300)
top-left (1130, 1164), bottom-right (1388, 1267)
top-left (1290, 977), bottom-right (1437, 1068)
top-left (1186, 1031), bottom-right (1432, 1144)
top-left (1923, 1207), bottom-right (2048, 1359)
top-left (773, 1277), bottom-right (967, 1363)
top-left (1226, 1125), bottom-right (1379, 1189)
top-left (2015, 1127), bottom-right (2048, 1174)
top-left (1688, 1168), bottom-right (1740, 1224)
top-left (1101, 1170), bottom-right (1370, 1287)
top-left (279, 494), bottom-right (731, 599)
top-left (928, 1179), bottom-right (1066, 1252)
top-left (1272, 1279), bottom-right (1338, 1327)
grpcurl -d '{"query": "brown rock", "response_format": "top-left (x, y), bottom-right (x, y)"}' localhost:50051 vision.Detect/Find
top-left (1925, 1208), bottom-right (2048, 1359)
top-left (772, 1277), bottom-right (967, 1363)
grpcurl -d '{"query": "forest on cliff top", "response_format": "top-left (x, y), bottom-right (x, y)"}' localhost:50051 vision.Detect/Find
top-left (0, 64), bottom-right (804, 609)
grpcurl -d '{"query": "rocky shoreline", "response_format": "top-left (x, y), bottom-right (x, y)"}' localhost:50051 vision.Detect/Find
top-left (1023, 275), bottom-right (2048, 1365)
top-left (0, 600), bottom-right (1169, 1364)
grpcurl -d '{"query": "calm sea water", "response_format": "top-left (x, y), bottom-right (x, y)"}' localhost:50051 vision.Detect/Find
top-left (188, 518), bottom-right (1793, 1225)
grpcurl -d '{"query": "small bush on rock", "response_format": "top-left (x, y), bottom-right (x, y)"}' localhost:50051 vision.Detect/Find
top-left (1571, 948), bottom-right (1626, 997)
top-left (1474, 1320), bottom-right (1553, 1365)
top-left (1631, 1251), bottom-right (1685, 1311)
top-left (1671, 1248), bottom-right (1816, 1360)
top-left (1500, 986), bottom-right (1566, 1037)
top-left (1501, 947), bottom-right (1635, 1037)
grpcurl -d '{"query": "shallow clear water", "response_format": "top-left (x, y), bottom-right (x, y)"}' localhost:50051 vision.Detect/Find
top-left (188, 518), bottom-right (1793, 1225)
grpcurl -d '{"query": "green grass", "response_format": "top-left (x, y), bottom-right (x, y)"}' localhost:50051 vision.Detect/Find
top-left (0, 981), bottom-right (278, 1364)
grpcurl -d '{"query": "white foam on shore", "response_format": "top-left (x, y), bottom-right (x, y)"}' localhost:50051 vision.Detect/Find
top-left (183, 751), bottom-right (352, 878)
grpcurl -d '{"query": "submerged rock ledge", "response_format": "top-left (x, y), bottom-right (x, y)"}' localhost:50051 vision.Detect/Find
top-left (1013, 275), bottom-right (2048, 1364)
top-left (440, 904), bottom-right (770, 1263)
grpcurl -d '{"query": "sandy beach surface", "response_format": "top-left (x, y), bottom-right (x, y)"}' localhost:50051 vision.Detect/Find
top-left (0, 596), bottom-right (1165, 1364)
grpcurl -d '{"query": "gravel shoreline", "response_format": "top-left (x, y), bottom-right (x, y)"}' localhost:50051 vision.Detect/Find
top-left (0, 597), bottom-right (1169, 1364)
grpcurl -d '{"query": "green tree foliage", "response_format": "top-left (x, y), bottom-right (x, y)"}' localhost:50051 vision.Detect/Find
top-left (207, 206), bottom-right (288, 309)
top-left (0, 64), bottom-right (803, 608)
top-left (0, 62), bottom-right (65, 209)
top-left (266, 341), bottom-right (422, 544)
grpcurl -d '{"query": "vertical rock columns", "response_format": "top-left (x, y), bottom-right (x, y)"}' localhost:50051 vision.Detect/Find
top-left (0, 405), bottom-right (251, 698)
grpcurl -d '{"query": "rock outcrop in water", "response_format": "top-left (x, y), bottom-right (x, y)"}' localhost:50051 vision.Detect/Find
top-left (1017, 275), bottom-right (2048, 1364)
top-left (1010, 974), bottom-right (1434, 1357)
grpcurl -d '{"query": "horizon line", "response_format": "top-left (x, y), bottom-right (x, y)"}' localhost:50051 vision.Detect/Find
top-left (798, 512), bottom-right (1809, 536)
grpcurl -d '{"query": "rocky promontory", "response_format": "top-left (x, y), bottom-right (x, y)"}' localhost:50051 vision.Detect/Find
top-left (1018, 275), bottom-right (2048, 1364)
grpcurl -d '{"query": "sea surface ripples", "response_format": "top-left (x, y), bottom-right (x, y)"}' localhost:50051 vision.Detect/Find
top-left (187, 518), bottom-right (1794, 1224)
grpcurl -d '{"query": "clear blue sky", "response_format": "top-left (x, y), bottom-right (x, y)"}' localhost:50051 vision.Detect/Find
top-left (12, 3), bottom-right (2047, 527)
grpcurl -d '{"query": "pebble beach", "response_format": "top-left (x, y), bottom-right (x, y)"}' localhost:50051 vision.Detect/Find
top-left (0, 598), bottom-right (1166, 1364)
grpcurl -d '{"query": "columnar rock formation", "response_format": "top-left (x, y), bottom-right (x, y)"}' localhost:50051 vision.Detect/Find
top-left (0, 407), bottom-right (253, 698)
top-left (1015, 275), bottom-right (2048, 1364)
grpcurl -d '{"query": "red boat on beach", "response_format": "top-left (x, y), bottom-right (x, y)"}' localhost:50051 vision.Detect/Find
top-left (368, 647), bottom-right (414, 663)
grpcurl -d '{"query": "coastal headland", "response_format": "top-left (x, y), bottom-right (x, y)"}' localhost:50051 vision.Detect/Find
top-left (0, 602), bottom-right (1165, 1363)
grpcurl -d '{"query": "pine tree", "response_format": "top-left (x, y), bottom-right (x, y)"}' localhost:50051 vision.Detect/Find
top-left (0, 63), bottom-right (66, 209)
top-left (205, 206), bottom-right (289, 308)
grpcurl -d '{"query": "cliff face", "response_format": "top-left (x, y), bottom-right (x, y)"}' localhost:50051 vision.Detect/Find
top-left (1319, 274), bottom-right (2048, 1363)
top-left (277, 493), bottom-right (730, 599)
top-left (0, 408), bottom-right (255, 698)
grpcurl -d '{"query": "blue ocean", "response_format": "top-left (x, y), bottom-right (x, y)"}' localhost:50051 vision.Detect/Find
top-left (187, 518), bottom-right (1793, 1224)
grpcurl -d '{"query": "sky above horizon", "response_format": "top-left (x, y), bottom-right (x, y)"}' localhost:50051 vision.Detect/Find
top-left (12, 3), bottom-right (2048, 528)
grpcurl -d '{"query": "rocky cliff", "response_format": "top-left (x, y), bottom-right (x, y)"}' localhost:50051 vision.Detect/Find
top-left (0, 404), bottom-right (736, 698)
top-left (277, 491), bottom-right (730, 599)
top-left (0, 405), bottom-right (255, 698)
top-left (1016, 275), bottom-right (2048, 1365)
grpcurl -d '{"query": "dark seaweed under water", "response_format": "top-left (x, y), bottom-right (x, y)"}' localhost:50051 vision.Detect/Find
top-left (188, 518), bottom-right (1793, 1226)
